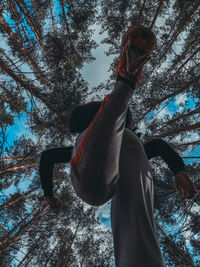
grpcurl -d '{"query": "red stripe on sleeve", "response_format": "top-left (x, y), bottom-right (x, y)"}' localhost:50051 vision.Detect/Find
top-left (70, 94), bottom-right (111, 170)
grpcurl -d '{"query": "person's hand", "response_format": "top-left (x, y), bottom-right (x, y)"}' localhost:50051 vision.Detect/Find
top-left (45, 196), bottom-right (62, 210)
top-left (174, 171), bottom-right (197, 199)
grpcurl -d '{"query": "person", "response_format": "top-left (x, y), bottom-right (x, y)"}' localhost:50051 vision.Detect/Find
top-left (39, 25), bottom-right (197, 267)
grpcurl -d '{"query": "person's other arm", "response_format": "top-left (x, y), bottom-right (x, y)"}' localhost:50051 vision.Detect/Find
top-left (39, 146), bottom-right (73, 209)
top-left (143, 139), bottom-right (185, 175)
top-left (143, 139), bottom-right (196, 199)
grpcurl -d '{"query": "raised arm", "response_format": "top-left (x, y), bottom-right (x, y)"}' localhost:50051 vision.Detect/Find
top-left (143, 139), bottom-right (196, 199)
top-left (39, 146), bottom-right (73, 209)
top-left (143, 138), bottom-right (186, 175)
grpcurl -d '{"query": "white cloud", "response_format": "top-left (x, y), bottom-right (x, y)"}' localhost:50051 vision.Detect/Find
top-left (81, 23), bottom-right (115, 100)
top-left (175, 94), bottom-right (188, 111)
top-left (97, 201), bottom-right (111, 219)
top-left (156, 105), bottom-right (173, 119)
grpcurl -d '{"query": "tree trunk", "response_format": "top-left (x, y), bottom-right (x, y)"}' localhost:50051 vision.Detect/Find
top-left (0, 204), bottom-right (49, 257)
top-left (171, 46), bottom-right (200, 79)
top-left (21, 217), bottom-right (48, 267)
top-left (0, 16), bottom-right (52, 89)
top-left (0, 48), bottom-right (28, 80)
top-left (155, 220), bottom-right (195, 266)
top-left (31, 0), bottom-right (42, 26)
top-left (7, 0), bottom-right (32, 47)
top-left (150, 0), bottom-right (165, 30)
top-left (7, 0), bottom-right (24, 43)
top-left (139, 75), bottom-right (200, 121)
top-left (79, 242), bottom-right (91, 267)
top-left (163, 2), bottom-right (188, 46)
top-left (45, 228), bottom-right (68, 266)
top-left (0, 202), bottom-right (43, 243)
top-left (0, 162), bottom-right (38, 175)
top-left (161, 2), bottom-right (200, 60)
top-left (165, 35), bottom-right (200, 77)
top-left (155, 107), bottom-right (200, 132)
top-left (15, 0), bottom-right (52, 69)
top-left (62, 220), bottom-right (81, 267)
top-left (149, 2), bottom-right (199, 77)
top-left (137, 0), bottom-right (141, 10)
top-left (0, 85), bottom-right (32, 115)
top-left (0, 186), bottom-right (40, 210)
top-left (182, 156), bottom-right (200, 159)
top-left (174, 140), bottom-right (200, 148)
top-left (139, 0), bottom-right (146, 18)
top-left (0, 57), bottom-right (53, 110)
top-left (0, 47), bottom-right (21, 70)
top-left (17, 238), bottom-right (46, 267)
top-left (0, 157), bottom-right (29, 162)
top-left (15, 0), bottom-right (40, 37)
top-left (154, 121), bottom-right (200, 138)
top-left (60, 0), bottom-right (71, 34)
top-left (0, 94), bottom-right (23, 113)
top-left (49, 0), bottom-right (57, 34)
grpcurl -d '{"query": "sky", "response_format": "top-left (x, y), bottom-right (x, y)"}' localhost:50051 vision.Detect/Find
top-left (1, 2), bottom-right (200, 266)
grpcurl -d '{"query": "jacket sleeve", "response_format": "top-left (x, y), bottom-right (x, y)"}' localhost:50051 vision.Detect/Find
top-left (143, 139), bottom-right (186, 175)
top-left (39, 146), bottom-right (73, 197)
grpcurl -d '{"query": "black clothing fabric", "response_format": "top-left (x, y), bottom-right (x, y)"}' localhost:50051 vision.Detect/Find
top-left (116, 73), bottom-right (136, 89)
top-left (39, 138), bottom-right (186, 197)
top-left (143, 139), bottom-right (186, 176)
top-left (69, 102), bottom-right (134, 134)
top-left (39, 146), bottom-right (73, 196)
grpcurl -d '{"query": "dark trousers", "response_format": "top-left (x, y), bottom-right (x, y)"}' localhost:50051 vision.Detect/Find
top-left (70, 81), bottom-right (166, 267)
